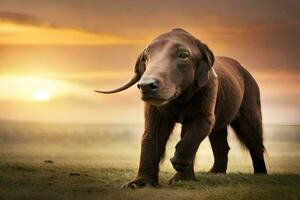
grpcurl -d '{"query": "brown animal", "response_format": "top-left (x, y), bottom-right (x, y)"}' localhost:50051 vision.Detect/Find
top-left (96, 28), bottom-right (267, 188)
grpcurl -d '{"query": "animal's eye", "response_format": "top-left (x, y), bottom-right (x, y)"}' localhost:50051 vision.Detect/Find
top-left (178, 51), bottom-right (189, 59)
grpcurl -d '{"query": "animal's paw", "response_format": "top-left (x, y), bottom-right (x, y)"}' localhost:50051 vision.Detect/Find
top-left (170, 156), bottom-right (191, 172)
top-left (168, 171), bottom-right (197, 185)
top-left (208, 166), bottom-right (227, 174)
top-left (122, 176), bottom-right (157, 189)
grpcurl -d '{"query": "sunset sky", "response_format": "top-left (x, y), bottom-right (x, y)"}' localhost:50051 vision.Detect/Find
top-left (0, 0), bottom-right (299, 124)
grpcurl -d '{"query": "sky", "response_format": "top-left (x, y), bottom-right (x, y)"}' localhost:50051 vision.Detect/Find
top-left (0, 0), bottom-right (299, 124)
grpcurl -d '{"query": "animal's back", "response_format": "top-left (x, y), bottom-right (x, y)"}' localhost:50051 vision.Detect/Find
top-left (213, 56), bottom-right (261, 129)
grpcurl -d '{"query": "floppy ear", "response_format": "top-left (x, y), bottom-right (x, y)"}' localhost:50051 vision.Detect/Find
top-left (195, 42), bottom-right (215, 87)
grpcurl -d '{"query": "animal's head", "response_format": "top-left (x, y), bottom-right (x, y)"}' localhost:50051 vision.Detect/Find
top-left (96, 28), bottom-right (216, 106)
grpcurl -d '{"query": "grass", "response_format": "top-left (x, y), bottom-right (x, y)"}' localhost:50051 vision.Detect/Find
top-left (0, 121), bottom-right (299, 199)
top-left (0, 161), bottom-right (299, 200)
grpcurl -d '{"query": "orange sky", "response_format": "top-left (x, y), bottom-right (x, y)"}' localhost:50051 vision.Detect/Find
top-left (0, 0), bottom-right (299, 124)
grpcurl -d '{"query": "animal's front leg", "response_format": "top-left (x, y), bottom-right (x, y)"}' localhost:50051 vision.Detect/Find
top-left (169, 117), bottom-right (214, 184)
top-left (123, 105), bottom-right (176, 189)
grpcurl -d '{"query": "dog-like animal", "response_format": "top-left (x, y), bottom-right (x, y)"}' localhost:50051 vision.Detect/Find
top-left (96, 28), bottom-right (267, 188)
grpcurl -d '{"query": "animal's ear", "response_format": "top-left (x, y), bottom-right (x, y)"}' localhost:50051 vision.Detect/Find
top-left (195, 42), bottom-right (215, 87)
top-left (134, 50), bottom-right (146, 77)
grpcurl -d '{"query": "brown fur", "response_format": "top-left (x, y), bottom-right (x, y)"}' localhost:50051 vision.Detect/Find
top-left (98, 28), bottom-right (267, 188)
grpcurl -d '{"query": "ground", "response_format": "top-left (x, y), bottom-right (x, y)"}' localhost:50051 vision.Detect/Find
top-left (0, 122), bottom-right (299, 200)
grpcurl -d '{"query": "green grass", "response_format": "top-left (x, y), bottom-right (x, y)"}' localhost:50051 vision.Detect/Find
top-left (0, 161), bottom-right (299, 200)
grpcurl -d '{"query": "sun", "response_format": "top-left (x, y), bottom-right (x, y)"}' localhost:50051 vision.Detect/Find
top-left (32, 88), bottom-right (51, 101)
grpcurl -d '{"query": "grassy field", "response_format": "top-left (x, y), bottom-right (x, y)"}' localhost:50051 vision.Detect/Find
top-left (0, 121), bottom-right (299, 200)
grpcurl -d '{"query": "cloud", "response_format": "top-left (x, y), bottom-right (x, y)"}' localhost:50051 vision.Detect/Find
top-left (0, 11), bottom-right (138, 45)
top-left (0, 20), bottom-right (136, 45)
top-left (0, 11), bottom-right (43, 25)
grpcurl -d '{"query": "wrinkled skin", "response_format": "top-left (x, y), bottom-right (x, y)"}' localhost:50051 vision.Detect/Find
top-left (96, 28), bottom-right (267, 189)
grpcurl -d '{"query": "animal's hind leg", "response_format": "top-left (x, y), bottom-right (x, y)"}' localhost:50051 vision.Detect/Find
top-left (230, 112), bottom-right (267, 173)
top-left (209, 127), bottom-right (230, 173)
